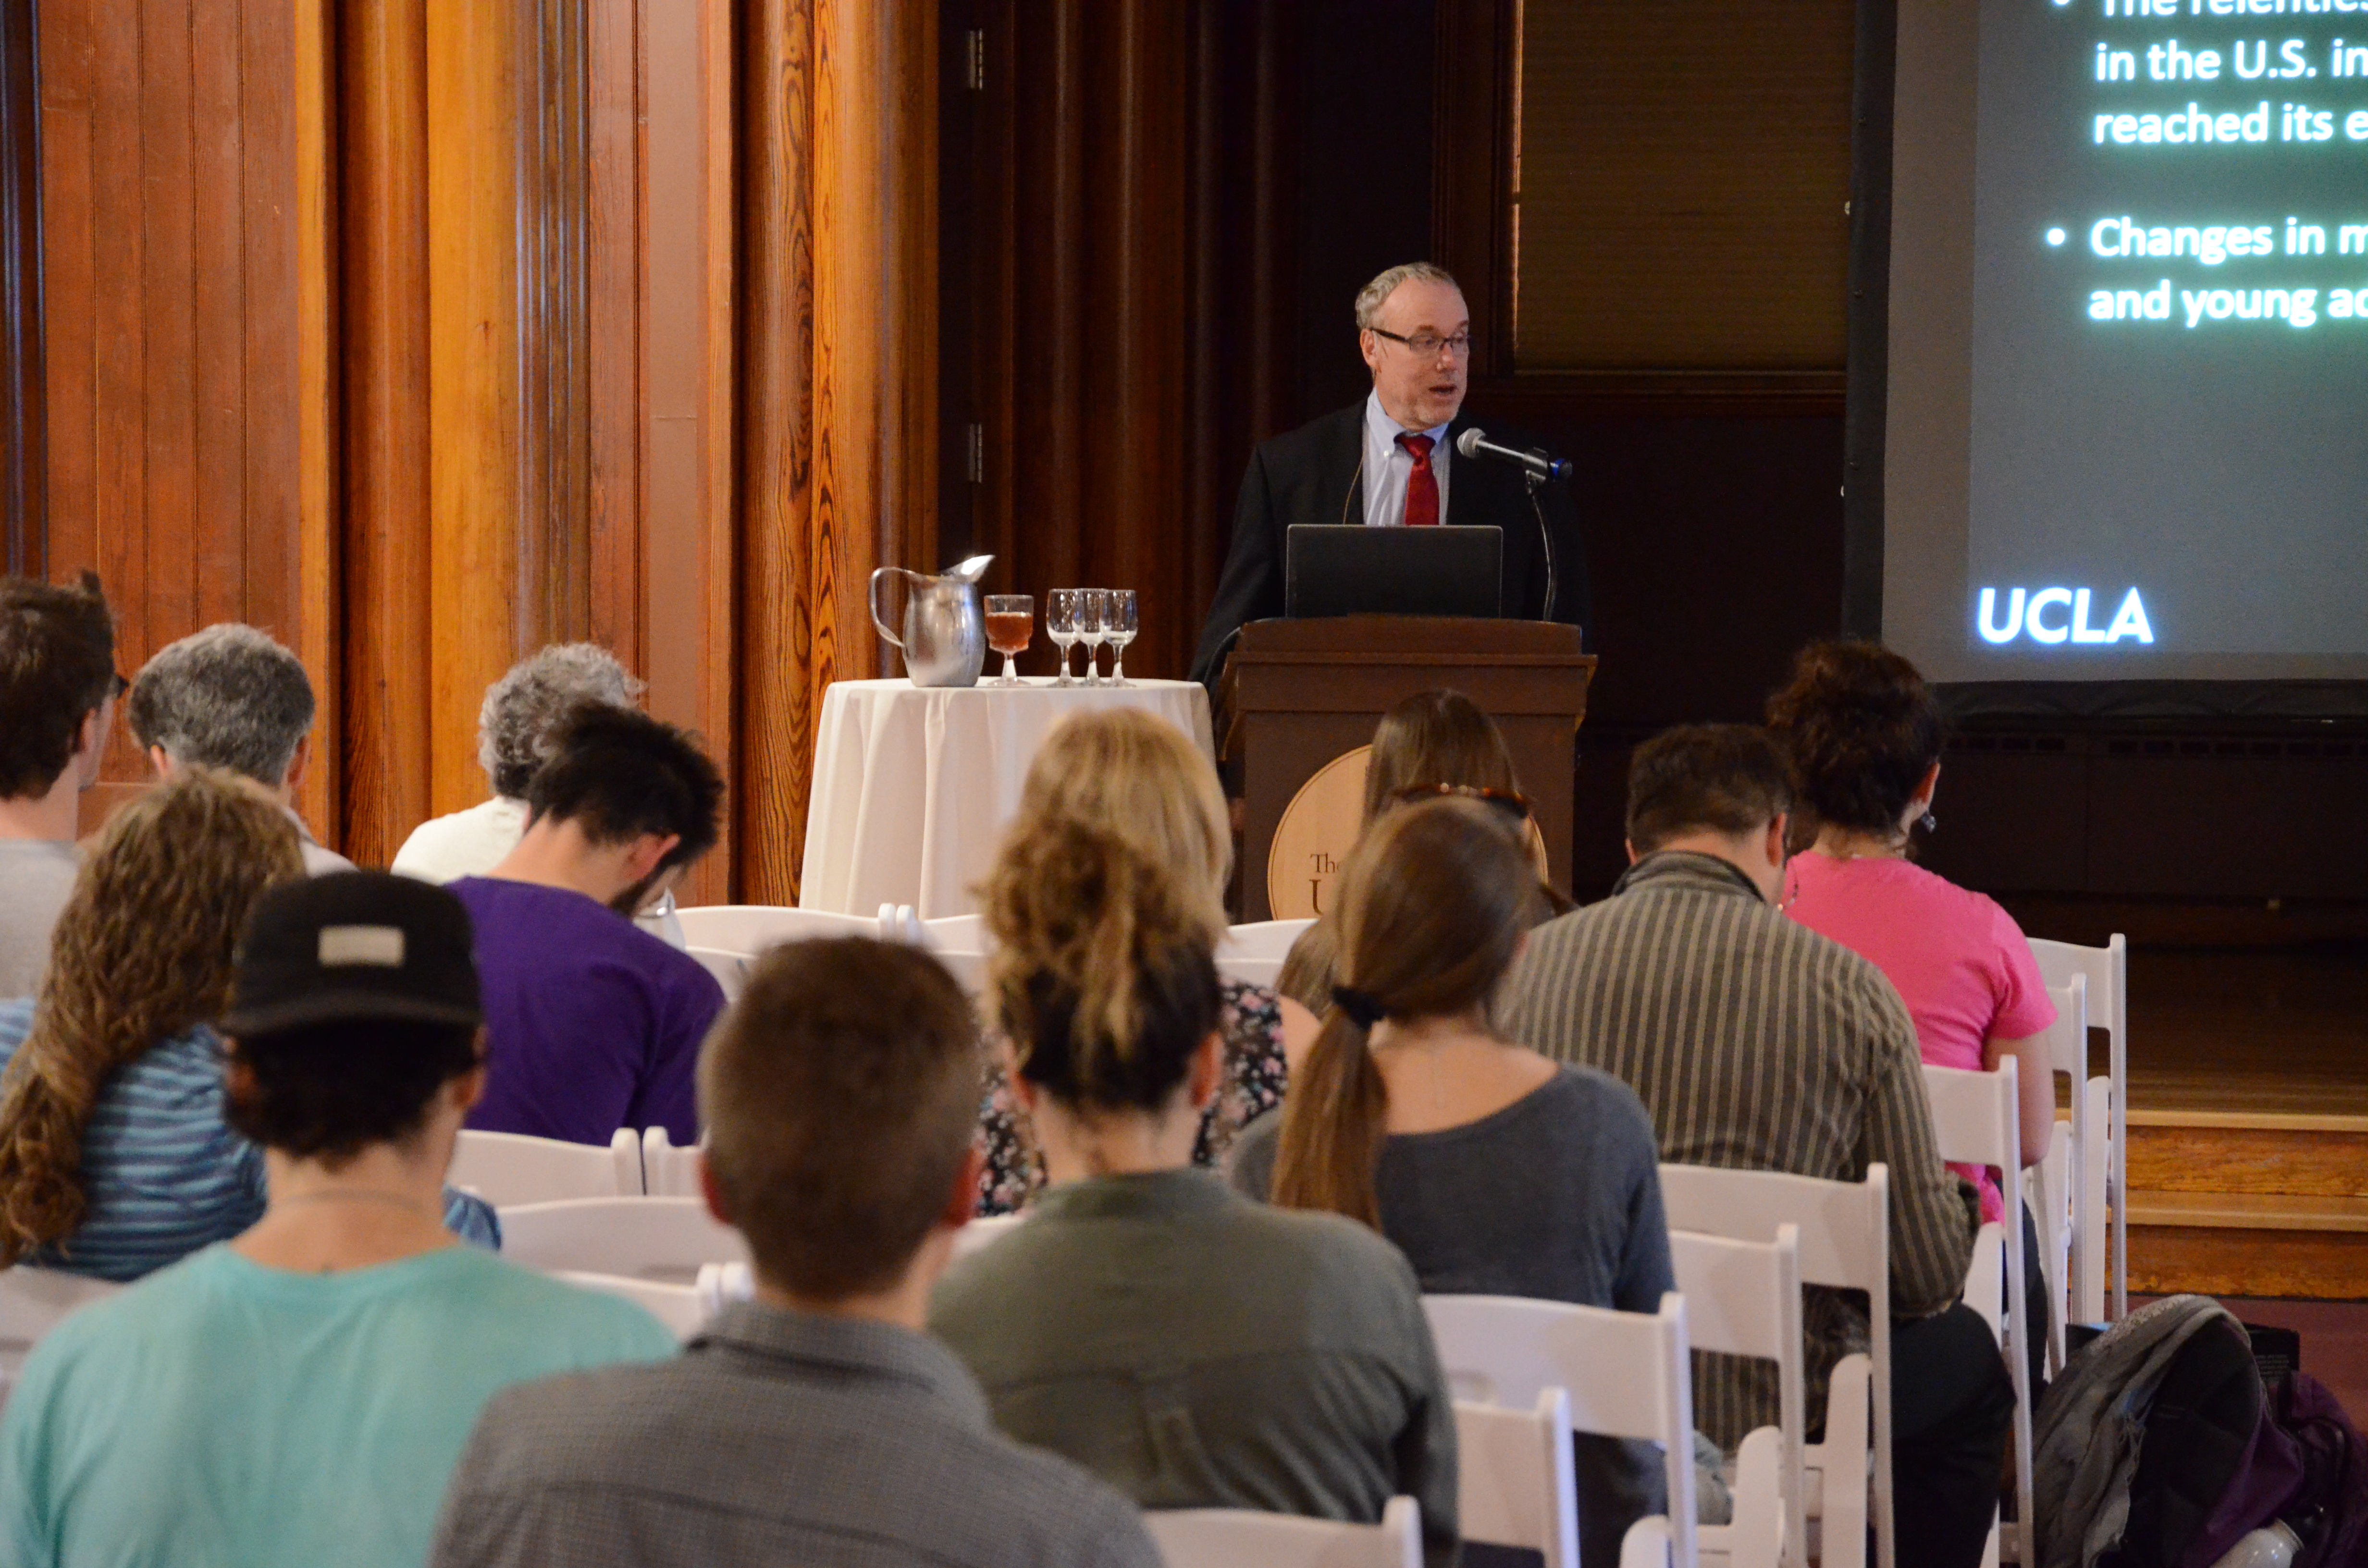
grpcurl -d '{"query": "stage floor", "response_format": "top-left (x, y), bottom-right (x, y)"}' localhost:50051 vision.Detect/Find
top-left (2121, 943), bottom-right (2368, 1117)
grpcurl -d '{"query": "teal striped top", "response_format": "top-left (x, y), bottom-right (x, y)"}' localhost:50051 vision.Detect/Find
top-left (0, 1000), bottom-right (497, 1281)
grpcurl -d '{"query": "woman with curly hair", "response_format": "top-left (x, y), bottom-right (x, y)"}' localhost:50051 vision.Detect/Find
top-left (971, 708), bottom-right (1295, 1213)
top-left (0, 772), bottom-right (492, 1280)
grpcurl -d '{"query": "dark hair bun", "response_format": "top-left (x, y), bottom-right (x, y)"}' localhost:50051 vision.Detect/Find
top-left (1764, 640), bottom-right (1944, 838)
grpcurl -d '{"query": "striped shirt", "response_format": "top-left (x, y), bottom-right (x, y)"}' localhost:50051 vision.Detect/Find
top-left (1494, 851), bottom-right (1978, 1449)
top-left (0, 1001), bottom-right (499, 1281)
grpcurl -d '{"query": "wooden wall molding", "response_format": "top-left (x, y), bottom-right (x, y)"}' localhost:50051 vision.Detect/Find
top-left (0, 0), bottom-right (42, 577)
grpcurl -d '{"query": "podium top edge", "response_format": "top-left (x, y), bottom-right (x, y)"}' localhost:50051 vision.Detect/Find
top-left (1230, 615), bottom-right (1587, 659)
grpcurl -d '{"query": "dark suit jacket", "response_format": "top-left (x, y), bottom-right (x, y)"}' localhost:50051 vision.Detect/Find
top-left (1188, 404), bottom-right (1591, 691)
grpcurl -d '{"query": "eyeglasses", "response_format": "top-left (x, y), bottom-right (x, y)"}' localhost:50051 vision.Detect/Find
top-left (1390, 783), bottom-right (1532, 821)
top-left (1369, 327), bottom-right (1473, 360)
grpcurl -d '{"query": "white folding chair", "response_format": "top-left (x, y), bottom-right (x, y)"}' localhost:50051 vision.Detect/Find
top-left (951, 1213), bottom-right (1026, 1263)
top-left (1145, 1495), bottom-right (1424, 1568)
top-left (879, 903), bottom-right (923, 944)
top-left (1455, 1389), bottom-right (1581, 1568)
top-left (1659, 1163), bottom-right (1890, 1568)
top-left (450, 1127), bottom-right (643, 1205)
top-left (2027, 936), bottom-right (2128, 1320)
top-left (0, 1268), bottom-right (121, 1403)
top-left (1922, 1063), bottom-right (2037, 1568)
top-left (697, 1259), bottom-right (753, 1317)
top-left (931, 948), bottom-right (991, 997)
top-left (1669, 1227), bottom-right (1805, 1568)
top-left (640, 1126), bottom-right (705, 1199)
top-left (1214, 955), bottom-right (1283, 990)
top-left (1425, 1292), bottom-right (1699, 1568)
top-left (497, 1197), bottom-right (749, 1284)
top-left (554, 1270), bottom-right (710, 1340)
top-left (686, 946), bottom-right (749, 1002)
top-left (2024, 1119), bottom-right (2072, 1374)
top-left (673, 905), bottom-right (879, 953)
top-left (2023, 974), bottom-right (2097, 1334)
top-left (1221, 918), bottom-right (1316, 961)
top-left (919, 913), bottom-right (987, 951)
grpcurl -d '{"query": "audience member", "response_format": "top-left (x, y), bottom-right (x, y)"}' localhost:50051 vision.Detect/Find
top-left (1235, 797), bottom-right (1676, 1568)
top-left (974, 708), bottom-right (1293, 1213)
top-left (1765, 639), bottom-right (2057, 1217)
top-left (451, 706), bottom-right (724, 1146)
top-left (127, 623), bottom-right (351, 875)
top-left (0, 773), bottom-right (492, 1283)
top-left (1277, 687), bottom-right (1568, 1027)
top-left (931, 817), bottom-right (1459, 1566)
top-left (393, 643), bottom-right (684, 945)
top-left (1494, 724), bottom-right (2010, 1568)
top-left (0, 872), bottom-right (675, 1568)
top-left (429, 938), bottom-right (1163, 1568)
top-left (0, 574), bottom-right (118, 999)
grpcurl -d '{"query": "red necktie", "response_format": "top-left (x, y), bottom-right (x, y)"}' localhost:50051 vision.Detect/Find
top-left (1396, 432), bottom-right (1439, 527)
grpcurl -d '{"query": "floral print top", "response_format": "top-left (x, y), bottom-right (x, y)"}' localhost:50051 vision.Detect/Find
top-left (973, 978), bottom-right (1289, 1216)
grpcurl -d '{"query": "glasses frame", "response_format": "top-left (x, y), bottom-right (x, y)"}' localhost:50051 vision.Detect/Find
top-left (1388, 782), bottom-right (1533, 821)
top-left (1368, 325), bottom-right (1474, 360)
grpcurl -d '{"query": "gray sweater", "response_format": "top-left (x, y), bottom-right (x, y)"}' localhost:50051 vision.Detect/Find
top-left (929, 1169), bottom-right (1459, 1568)
top-left (1231, 1067), bottom-right (1673, 1568)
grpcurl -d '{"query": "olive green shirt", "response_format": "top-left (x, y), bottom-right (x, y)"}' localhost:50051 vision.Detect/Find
top-left (929, 1169), bottom-right (1460, 1568)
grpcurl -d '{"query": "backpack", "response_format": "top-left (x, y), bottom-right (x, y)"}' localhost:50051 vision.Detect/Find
top-left (2278, 1371), bottom-right (2368, 1568)
top-left (2103, 1312), bottom-right (2278, 1568)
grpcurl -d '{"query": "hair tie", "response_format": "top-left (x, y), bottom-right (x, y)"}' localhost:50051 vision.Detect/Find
top-left (1331, 986), bottom-right (1389, 1029)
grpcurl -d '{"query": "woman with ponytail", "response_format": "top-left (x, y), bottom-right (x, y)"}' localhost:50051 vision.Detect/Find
top-left (930, 815), bottom-right (1460, 1568)
top-left (0, 772), bottom-right (492, 1280)
top-left (1233, 797), bottom-right (1675, 1568)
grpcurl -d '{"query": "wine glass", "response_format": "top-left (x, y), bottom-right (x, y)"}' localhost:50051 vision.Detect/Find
top-left (1103, 589), bottom-right (1138, 686)
top-left (1046, 589), bottom-right (1082, 686)
top-left (1076, 590), bottom-right (1109, 686)
top-left (985, 595), bottom-right (1033, 686)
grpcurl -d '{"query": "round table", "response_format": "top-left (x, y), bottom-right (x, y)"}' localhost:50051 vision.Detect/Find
top-left (797, 676), bottom-right (1214, 918)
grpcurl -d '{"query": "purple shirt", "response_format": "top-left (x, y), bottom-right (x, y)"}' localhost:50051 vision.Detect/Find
top-left (450, 877), bottom-right (723, 1146)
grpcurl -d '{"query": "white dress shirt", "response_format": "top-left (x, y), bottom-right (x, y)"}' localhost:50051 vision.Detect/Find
top-left (1359, 390), bottom-right (1453, 528)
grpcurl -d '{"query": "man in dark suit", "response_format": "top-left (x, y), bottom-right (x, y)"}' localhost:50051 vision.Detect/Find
top-left (1188, 262), bottom-right (1590, 692)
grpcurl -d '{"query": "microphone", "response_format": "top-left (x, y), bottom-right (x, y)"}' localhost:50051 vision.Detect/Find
top-left (1455, 427), bottom-right (1574, 483)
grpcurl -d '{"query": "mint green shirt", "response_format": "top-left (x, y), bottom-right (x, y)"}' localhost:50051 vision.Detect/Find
top-left (2, 1242), bottom-right (678, 1568)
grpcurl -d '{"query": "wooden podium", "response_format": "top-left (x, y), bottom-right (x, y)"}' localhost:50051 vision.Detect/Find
top-left (1221, 616), bottom-right (1596, 920)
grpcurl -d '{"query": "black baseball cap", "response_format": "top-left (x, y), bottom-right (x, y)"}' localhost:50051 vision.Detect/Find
top-left (222, 871), bottom-right (483, 1036)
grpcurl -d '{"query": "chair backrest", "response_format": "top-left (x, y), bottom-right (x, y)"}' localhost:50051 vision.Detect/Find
top-left (673, 905), bottom-right (877, 954)
top-left (1921, 1060), bottom-right (2017, 1176)
top-left (1214, 955), bottom-right (1283, 990)
top-left (450, 1127), bottom-right (642, 1205)
top-left (0, 1268), bottom-right (121, 1393)
top-left (1424, 1292), bottom-right (1698, 1568)
top-left (919, 913), bottom-right (987, 950)
top-left (554, 1270), bottom-right (710, 1340)
top-left (640, 1126), bottom-right (705, 1199)
top-left (1144, 1496), bottom-right (1424, 1568)
top-left (686, 946), bottom-right (750, 1002)
top-left (497, 1197), bottom-right (749, 1283)
top-left (2028, 934), bottom-right (2129, 1319)
top-left (1221, 918), bottom-right (1316, 962)
top-left (1455, 1389), bottom-right (1581, 1568)
top-left (931, 948), bottom-right (991, 997)
top-left (878, 903), bottom-right (923, 945)
top-left (1669, 1225), bottom-right (1807, 1568)
top-left (952, 1213), bottom-right (1025, 1263)
top-left (1658, 1162), bottom-right (1889, 1568)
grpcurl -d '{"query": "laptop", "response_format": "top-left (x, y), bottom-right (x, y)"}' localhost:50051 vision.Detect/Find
top-left (1284, 524), bottom-right (1503, 620)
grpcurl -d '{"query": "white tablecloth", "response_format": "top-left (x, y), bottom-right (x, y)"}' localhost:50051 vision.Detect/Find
top-left (798, 677), bottom-right (1214, 918)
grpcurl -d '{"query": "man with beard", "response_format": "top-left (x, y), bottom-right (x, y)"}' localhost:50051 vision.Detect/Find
top-left (1188, 262), bottom-right (1590, 696)
top-left (450, 705), bottom-right (725, 1146)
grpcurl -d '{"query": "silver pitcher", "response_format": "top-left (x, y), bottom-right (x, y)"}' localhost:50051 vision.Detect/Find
top-left (869, 554), bottom-right (994, 687)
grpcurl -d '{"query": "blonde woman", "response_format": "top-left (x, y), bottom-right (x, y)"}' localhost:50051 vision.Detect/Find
top-left (931, 816), bottom-right (1458, 1566)
top-left (973, 708), bottom-right (1296, 1213)
top-left (0, 772), bottom-right (494, 1280)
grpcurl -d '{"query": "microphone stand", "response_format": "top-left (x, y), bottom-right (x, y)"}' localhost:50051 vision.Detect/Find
top-left (1524, 462), bottom-right (1558, 624)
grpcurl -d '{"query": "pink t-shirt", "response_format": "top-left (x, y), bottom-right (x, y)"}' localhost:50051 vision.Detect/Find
top-left (1781, 852), bottom-right (2056, 1225)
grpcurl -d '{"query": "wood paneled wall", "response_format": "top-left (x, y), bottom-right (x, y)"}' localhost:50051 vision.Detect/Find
top-left (0, 0), bottom-right (39, 573)
top-left (16, 0), bottom-right (934, 900)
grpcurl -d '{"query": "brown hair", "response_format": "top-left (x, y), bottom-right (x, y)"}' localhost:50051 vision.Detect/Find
top-left (983, 815), bottom-right (1222, 1115)
top-left (1270, 798), bottom-right (1535, 1226)
top-left (0, 573), bottom-right (116, 801)
top-left (1009, 708), bottom-right (1231, 927)
top-left (1624, 724), bottom-right (1793, 855)
top-left (1764, 638), bottom-right (1945, 843)
top-left (1361, 689), bottom-right (1521, 825)
top-left (0, 771), bottom-right (303, 1262)
top-left (699, 937), bottom-right (982, 1301)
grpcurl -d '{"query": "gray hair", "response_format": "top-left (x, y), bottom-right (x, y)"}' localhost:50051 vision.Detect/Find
top-left (478, 643), bottom-right (644, 799)
top-left (1354, 261), bottom-right (1461, 331)
top-left (127, 624), bottom-right (317, 787)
